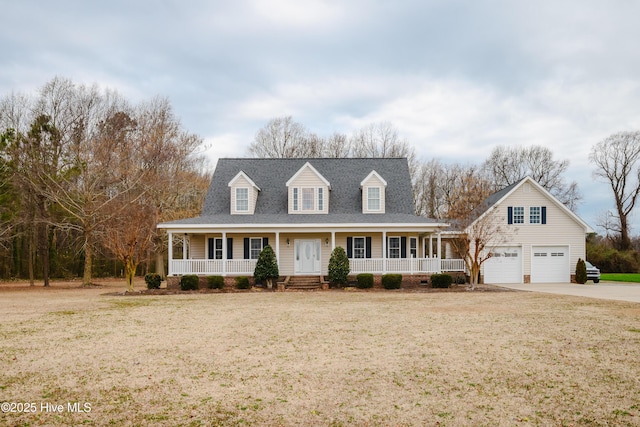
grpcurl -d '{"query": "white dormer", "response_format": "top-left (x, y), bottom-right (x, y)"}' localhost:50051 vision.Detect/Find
top-left (360, 170), bottom-right (387, 214)
top-left (285, 162), bottom-right (331, 214)
top-left (228, 171), bottom-right (260, 215)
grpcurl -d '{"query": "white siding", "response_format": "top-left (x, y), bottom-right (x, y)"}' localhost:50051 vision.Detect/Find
top-left (287, 167), bottom-right (329, 214)
top-left (492, 183), bottom-right (586, 280)
top-left (361, 174), bottom-right (386, 214)
top-left (229, 175), bottom-right (258, 215)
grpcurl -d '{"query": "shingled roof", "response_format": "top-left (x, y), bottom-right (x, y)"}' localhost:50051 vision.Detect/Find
top-left (163, 158), bottom-right (441, 226)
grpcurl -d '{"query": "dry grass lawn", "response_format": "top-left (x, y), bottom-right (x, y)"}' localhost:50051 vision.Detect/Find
top-left (1, 280), bottom-right (640, 426)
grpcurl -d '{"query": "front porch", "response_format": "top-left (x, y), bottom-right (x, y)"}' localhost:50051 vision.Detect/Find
top-left (169, 257), bottom-right (466, 276)
top-left (167, 230), bottom-right (465, 277)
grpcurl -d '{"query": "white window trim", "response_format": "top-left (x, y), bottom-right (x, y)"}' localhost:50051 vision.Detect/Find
top-left (302, 187), bottom-right (315, 211)
top-left (513, 206), bottom-right (525, 224)
top-left (529, 206), bottom-right (541, 224)
top-left (367, 187), bottom-right (381, 211)
top-left (388, 236), bottom-right (401, 259)
top-left (249, 237), bottom-right (263, 260)
top-left (353, 236), bottom-right (366, 259)
top-left (236, 187), bottom-right (249, 212)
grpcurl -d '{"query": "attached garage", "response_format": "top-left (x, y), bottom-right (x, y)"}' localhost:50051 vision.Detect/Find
top-left (484, 246), bottom-right (522, 284)
top-left (531, 246), bottom-right (570, 283)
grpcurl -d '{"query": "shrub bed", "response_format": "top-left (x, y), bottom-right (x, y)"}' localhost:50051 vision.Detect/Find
top-left (144, 273), bottom-right (162, 289)
top-left (235, 276), bottom-right (250, 289)
top-left (356, 273), bottom-right (374, 289)
top-left (207, 275), bottom-right (225, 289)
top-left (431, 273), bottom-right (453, 289)
top-left (382, 274), bottom-right (402, 289)
top-left (180, 275), bottom-right (199, 291)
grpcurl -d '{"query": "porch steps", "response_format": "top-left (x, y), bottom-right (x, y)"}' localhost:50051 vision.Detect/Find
top-left (285, 275), bottom-right (323, 290)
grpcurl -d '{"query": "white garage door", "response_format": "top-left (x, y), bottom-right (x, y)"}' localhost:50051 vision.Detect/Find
top-left (484, 246), bottom-right (522, 284)
top-left (531, 246), bottom-right (570, 283)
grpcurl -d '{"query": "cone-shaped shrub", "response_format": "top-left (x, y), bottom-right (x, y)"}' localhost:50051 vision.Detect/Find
top-left (576, 258), bottom-right (587, 284)
top-left (328, 246), bottom-right (350, 286)
top-left (254, 245), bottom-right (279, 288)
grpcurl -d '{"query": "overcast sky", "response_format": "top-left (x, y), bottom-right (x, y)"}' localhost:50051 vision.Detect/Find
top-left (2, 0), bottom-right (640, 233)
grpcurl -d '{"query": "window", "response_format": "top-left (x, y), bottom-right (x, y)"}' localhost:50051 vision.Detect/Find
top-left (302, 188), bottom-right (314, 210)
top-left (353, 237), bottom-right (365, 259)
top-left (236, 188), bottom-right (249, 212)
top-left (513, 206), bottom-right (524, 224)
top-left (293, 188), bottom-right (299, 211)
top-left (410, 237), bottom-right (417, 258)
top-left (208, 238), bottom-right (223, 260)
top-left (367, 187), bottom-right (381, 211)
top-left (530, 206), bottom-right (541, 224)
top-left (388, 237), bottom-right (400, 259)
top-left (250, 237), bottom-right (263, 259)
top-left (318, 187), bottom-right (324, 211)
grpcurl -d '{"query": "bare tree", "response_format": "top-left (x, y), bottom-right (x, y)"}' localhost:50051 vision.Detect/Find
top-left (483, 145), bottom-right (581, 210)
top-left (446, 172), bottom-right (507, 289)
top-left (248, 116), bottom-right (311, 158)
top-left (590, 131), bottom-right (640, 250)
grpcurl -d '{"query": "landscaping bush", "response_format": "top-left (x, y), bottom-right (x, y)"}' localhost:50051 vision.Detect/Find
top-left (180, 275), bottom-right (199, 291)
top-left (207, 275), bottom-right (225, 289)
top-left (431, 273), bottom-right (453, 288)
top-left (254, 245), bottom-right (279, 288)
top-left (144, 273), bottom-right (162, 289)
top-left (235, 276), bottom-right (250, 289)
top-left (575, 258), bottom-right (587, 284)
top-left (382, 274), bottom-right (402, 289)
top-left (356, 273), bottom-right (374, 289)
top-left (328, 246), bottom-right (350, 286)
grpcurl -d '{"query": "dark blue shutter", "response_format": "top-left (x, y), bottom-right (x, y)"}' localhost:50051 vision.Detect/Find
top-left (541, 206), bottom-right (547, 224)
top-left (346, 237), bottom-right (353, 258)
top-left (401, 237), bottom-right (407, 258)
top-left (263, 237), bottom-right (269, 248)
top-left (366, 237), bottom-right (372, 258)
top-left (244, 238), bottom-right (250, 259)
top-left (508, 206), bottom-right (513, 224)
top-left (208, 238), bottom-right (214, 259)
top-left (227, 238), bottom-right (233, 259)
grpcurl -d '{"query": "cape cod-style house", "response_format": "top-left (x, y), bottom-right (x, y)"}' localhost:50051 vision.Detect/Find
top-left (157, 158), bottom-right (464, 285)
top-left (157, 158), bottom-right (592, 285)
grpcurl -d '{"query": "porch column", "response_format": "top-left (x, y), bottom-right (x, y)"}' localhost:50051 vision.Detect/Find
top-left (437, 232), bottom-right (442, 273)
top-left (382, 231), bottom-right (387, 274)
top-left (183, 234), bottom-right (188, 260)
top-left (222, 232), bottom-right (227, 276)
top-left (168, 232), bottom-right (173, 276)
top-left (429, 234), bottom-right (433, 258)
top-left (331, 231), bottom-right (335, 250)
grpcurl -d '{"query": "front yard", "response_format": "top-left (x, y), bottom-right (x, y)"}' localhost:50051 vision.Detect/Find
top-left (1, 281), bottom-right (639, 426)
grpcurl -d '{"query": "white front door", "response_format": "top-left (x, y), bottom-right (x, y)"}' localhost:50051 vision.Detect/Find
top-left (295, 239), bottom-right (321, 274)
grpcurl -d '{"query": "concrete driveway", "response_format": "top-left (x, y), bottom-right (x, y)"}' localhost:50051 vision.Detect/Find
top-left (495, 282), bottom-right (640, 303)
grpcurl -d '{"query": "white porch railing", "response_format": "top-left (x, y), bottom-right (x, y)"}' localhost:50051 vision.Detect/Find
top-left (169, 258), bottom-right (465, 276)
top-left (349, 258), bottom-right (465, 274)
top-left (170, 259), bottom-right (257, 276)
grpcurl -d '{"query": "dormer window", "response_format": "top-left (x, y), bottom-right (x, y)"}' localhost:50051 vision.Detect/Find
top-left (367, 187), bottom-right (381, 211)
top-left (361, 170), bottom-right (387, 214)
top-left (228, 171), bottom-right (260, 215)
top-left (236, 188), bottom-right (249, 212)
top-left (286, 162), bottom-right (331, 214)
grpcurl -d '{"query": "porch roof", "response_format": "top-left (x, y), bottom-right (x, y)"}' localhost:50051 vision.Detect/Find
top-left (158, 213), bottom-right (448, 230)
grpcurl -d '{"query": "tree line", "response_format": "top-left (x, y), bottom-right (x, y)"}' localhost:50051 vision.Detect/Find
top-left (246, 116), bottom-right (582, 220)
top-left (0, 77), bottom-right (210, 287)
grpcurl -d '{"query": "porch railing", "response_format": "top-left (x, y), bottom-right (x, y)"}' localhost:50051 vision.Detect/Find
top-left (170, 259), bottom-right (257, 276)
top-left (169, 258), bottom-right (465, 276)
